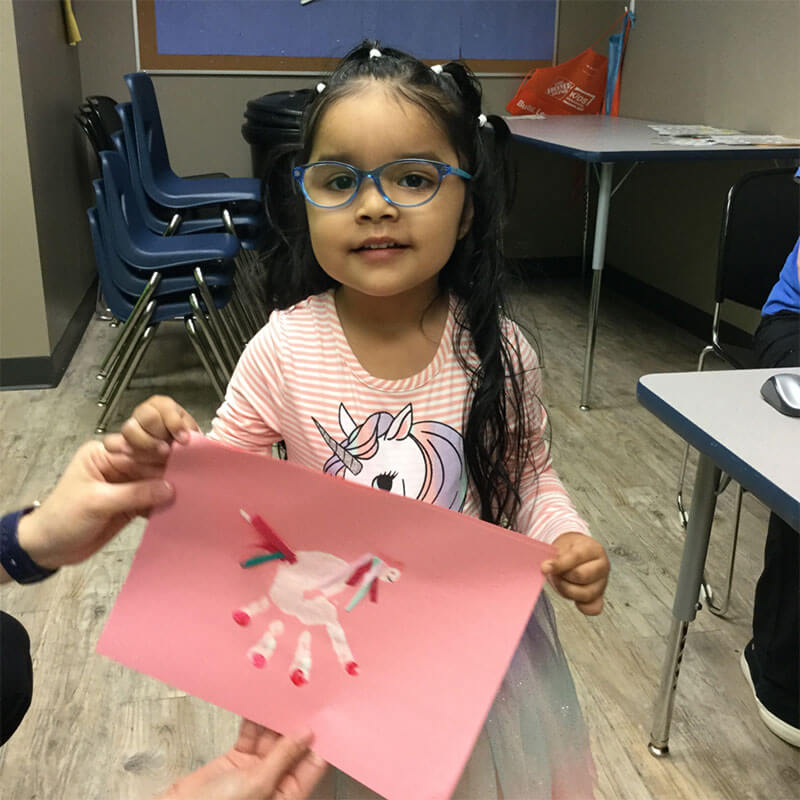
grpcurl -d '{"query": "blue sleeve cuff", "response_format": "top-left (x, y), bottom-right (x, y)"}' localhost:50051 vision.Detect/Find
top-left (0, 508), bottom-right (59, 585)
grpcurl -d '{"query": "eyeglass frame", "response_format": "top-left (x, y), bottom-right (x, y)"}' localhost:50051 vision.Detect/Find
top-left (291, 158), bottom-right (472, 209)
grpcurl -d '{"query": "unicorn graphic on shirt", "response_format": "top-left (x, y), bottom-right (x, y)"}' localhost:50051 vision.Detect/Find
top-left (313, 403), bottom-right (467, 511)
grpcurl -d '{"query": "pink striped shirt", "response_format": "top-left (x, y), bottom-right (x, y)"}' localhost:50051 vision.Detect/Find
top-left (210, 291), bottom-right (590, 545)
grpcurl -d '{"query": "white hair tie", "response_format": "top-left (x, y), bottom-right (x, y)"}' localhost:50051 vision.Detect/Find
top-left (369, 48), bottom-right (382, 59)
top-left (316, 82), bottom-right (326, 94)
top-left (478, 113), bottom-right (488, 128)
top-left (430, 64), bottom-right (444, 74)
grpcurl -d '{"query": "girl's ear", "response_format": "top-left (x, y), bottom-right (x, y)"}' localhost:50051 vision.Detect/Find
top-left (457, 194), bottom-right (474, 240)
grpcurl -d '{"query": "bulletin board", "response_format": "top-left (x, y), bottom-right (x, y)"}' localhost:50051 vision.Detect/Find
top-left (134, 0), bottom-right (559, 75)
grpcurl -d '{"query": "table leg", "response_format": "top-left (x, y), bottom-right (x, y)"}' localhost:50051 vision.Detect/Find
top-left (648, 453), bottom-right (721, 756)
top-left (580, 162), bottom-right (614, 411)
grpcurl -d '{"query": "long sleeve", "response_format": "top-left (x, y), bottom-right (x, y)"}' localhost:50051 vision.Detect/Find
top-left (208, 311), bottom-right (285, 452)
top-left (507, 324), bottom-right (591, 544)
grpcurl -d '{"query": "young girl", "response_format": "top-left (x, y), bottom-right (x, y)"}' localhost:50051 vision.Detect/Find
top-left (108, 42), bottom-right (608, 799)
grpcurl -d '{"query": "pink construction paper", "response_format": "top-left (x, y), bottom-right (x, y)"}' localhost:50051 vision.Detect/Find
top-left (97, 434), bottom-right (553, 800)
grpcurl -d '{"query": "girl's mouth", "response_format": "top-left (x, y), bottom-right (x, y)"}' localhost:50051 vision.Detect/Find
top-left (354, 242), bottom-right (409, 252)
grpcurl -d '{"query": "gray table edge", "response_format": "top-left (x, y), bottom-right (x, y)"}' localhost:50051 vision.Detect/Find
top-left (636, 379), bottom-right (799, 531)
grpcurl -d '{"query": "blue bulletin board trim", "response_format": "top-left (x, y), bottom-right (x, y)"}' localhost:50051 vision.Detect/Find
top-left (136, 0), bottom-right (558, 74)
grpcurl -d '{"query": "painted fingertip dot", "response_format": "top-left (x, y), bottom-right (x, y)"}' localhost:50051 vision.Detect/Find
top-left (232, 610), bottom-right (250, 626)
top-left (249, 652), bottom-right (266, 669)
top-left (345, 661), bottom-right (359, 676)
top-left (290, 669), bottom-right (308, 686)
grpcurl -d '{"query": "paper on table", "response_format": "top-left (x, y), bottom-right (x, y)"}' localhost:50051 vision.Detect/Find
top-left (708, 134), bottom-right (800, 146)
top-left (97, 434), bottom-right (553, 800)
top-left (648, 123), bottom-right (741, 136)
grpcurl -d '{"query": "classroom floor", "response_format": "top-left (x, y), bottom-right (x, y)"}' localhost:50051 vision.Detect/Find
top-left (1, 272), bottom-right (797, 799)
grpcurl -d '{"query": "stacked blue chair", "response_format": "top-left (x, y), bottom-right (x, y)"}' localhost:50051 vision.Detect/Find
top-left (124, 72), bottom-right (263, 214)
top-left (120, 72), bottom-right (270, 328)
top-left (87, 207), bottom-right (229, 422)
top-left (114, 103), bottom-right (265, 244)
top-left (89, 149), bottom-right (258, 433)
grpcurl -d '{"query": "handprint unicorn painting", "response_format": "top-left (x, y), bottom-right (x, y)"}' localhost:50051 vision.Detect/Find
top-left (313, 403), bottom-right (467, 511)
top-left (233, 544), bottom-right (401, 687)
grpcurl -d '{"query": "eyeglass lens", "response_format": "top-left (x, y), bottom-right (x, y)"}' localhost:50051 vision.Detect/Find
top-left (302, 161), bottom-right (444, 207)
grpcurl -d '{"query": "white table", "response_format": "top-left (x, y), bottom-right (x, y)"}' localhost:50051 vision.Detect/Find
top-left (507, 115), bottom-right (800, 409)
top-left (636, 367), bottom-right (800, 756)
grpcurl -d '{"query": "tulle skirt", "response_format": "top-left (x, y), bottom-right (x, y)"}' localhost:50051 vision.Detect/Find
top-left (313, 591), bottom-right (595, 799)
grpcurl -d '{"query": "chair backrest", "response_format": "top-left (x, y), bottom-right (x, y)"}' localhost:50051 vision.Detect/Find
top-left (98, 149), bottom-right (159, 267)
top-left (74, 111), bottom-right (105, 171)
top-left (717, 168), bottom-right (800, 310)
top-left (87, 95), bottom-right (122, 142)
top-left (124, 72), bottom-right (172, 186)
top-left (111, 107), bottom-right (171, 232)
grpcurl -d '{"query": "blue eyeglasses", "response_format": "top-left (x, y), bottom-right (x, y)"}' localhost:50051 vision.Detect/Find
top-left (292, 158), bottom-right (472, 209)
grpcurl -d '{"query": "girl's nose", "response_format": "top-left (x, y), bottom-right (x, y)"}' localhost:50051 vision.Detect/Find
top-left (354, 178), bottom-right (398, 222)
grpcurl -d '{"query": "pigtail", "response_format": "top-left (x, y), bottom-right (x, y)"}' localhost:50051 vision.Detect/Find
top-left (438, 61), bottom-right (532, 526)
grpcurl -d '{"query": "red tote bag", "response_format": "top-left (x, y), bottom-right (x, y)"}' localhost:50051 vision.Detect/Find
top-left (506, 47), bottom-right (608, 116)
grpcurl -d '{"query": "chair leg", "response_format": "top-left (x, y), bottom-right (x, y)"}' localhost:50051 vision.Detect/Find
top-left (234, 250), bottom-right (268, 328)
top-left (221, 306), bottom-right (244, 358)
top-left (193, 267), bottom-right (239, 373)
top-left (184, 316), bottom-right (226, 401)
top-left (189, 292), bottom-right (232, 384)
top-left (704, 482), bottom-right (744, 618)
top-left (233, 277), bottom-right (260, 338)
top-left (96, 274), bottom-right (161, 380)
top-left (227, 291), bottom-right (252, 347)
top-left (675, 344), bottom-right (719, 527)
top-left (95, 282), bottom-right (114, 321)
top-left (97, 300), bottom-right (156, 407)
top-left (95, 324), bottom-right (158, 434)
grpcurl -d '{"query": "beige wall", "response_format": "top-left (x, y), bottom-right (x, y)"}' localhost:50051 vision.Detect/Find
top-left (14, 0), bottom-right (94, 351)
top-left (606, 0), bottom-right (799, 331)
top-left (1, 0), bottom-right (93, 367)
top-left (0, 0), bottom-right (49, 359)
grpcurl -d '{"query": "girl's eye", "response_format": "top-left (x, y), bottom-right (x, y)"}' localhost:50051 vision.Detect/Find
top-left (397, 172), bottom-right (433, 190)
top-left (326, 173), bottom-right (356, 192)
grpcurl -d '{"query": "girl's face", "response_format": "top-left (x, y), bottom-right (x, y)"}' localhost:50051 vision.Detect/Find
top-left (305, 82), bottom-right (472, 305)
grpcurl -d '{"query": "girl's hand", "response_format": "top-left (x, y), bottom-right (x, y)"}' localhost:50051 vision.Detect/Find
top-left (157, 720), bottom-right (327, 800)
top-left (104, 395), bottom-right (201, 465)
top-left (542, 532), bottom-right (610, 616)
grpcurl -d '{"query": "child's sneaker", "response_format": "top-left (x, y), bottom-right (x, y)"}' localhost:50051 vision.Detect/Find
top-left (740, 648), bottom-right (800, 747)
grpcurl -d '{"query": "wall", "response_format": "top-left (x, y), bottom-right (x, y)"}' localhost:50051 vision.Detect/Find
top-left (606, 0), bottom-right (799, 332)
top-left (0, 0), bottom-right (49, 363)
top-left (1, 0), bottom-right (95, 387)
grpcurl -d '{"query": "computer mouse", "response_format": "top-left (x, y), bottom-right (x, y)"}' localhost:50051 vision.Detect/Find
top-left (760, 373), bottom-right (800, 417)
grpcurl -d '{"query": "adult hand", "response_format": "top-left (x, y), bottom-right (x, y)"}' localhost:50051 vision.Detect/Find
top-left (157, 721), bottom-right (327, 800)
top-left (8, 440), bottom-right (174, 576)
top-left (542, 532), bottom-right (610, 616)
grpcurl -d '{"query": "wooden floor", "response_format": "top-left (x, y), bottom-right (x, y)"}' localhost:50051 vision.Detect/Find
top-left (1, 274), bottom-right (798, 799)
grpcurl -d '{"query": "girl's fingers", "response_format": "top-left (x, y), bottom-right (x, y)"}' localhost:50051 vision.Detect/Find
top-left (124, 396), bottom-right (199, 448)
top-left (550, 574), bottom-right (608, 606)
top-left (559, 557), bottom-right (609, 586)
top-left (103, 432), bottom-right (134, 456)
top-left (576, 596), bottom-right (605, 616)
top-left (120, 416), bottom-right (171, 457)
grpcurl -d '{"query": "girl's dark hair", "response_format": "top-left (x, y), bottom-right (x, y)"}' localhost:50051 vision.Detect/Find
top-left (260, 41), bottom-right (538, 527)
